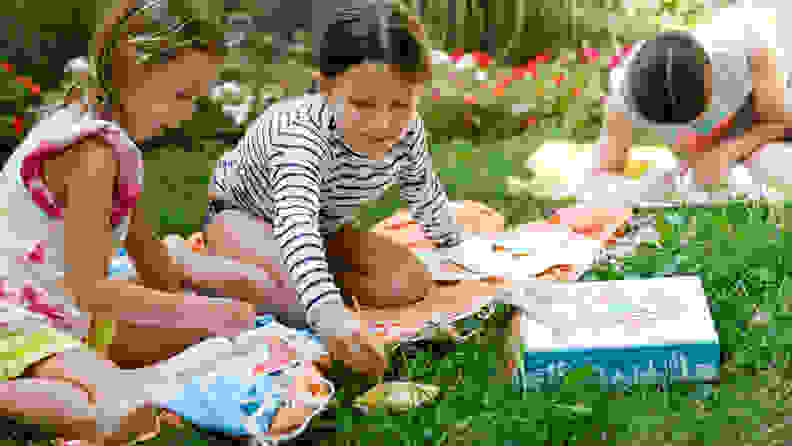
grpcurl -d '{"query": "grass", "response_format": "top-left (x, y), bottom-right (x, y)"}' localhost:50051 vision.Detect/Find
top-left (9, 150), bottom-right (792, 445)
top-left (6, 4), bottom-right (791, 440)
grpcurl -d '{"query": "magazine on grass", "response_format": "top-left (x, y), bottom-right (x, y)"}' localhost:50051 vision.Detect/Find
top-left (151, 317), bottom-right (328, 383)
top-left (416, 231), bottom-right (604, 281)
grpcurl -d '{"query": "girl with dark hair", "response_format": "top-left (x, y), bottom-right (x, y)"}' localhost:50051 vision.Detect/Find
top-left (204, 0), bottom-right (462, 376)
top-left (589, 4), bottom-right (792, 196)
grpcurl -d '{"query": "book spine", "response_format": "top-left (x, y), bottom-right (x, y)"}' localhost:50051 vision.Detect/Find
top-left (515, 349), bottom-right (719, 393)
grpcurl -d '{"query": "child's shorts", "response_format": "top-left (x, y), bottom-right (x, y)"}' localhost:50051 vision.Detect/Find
top-left (1, 251), bottom-right (125, 381)
top-left (0, 324), bottom-right (84, 381)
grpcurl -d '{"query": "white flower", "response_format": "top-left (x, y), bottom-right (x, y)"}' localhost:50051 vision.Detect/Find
top-left (473, 70), bottom-right (488, 82)
top-left (222, 81), bottom-right (242, 97)
top-left (210, 86), bottom-right (224, 101)
top-left (454, 54), bottom-right (475, 71)
top-left (659, 12), bottom-right (675, 27)
top-left (222, 104), bottom-right (250, 126)
top-left (234, 103), bottom-right (251, 126)
top-left (431, 49), bottom-right (450, 65)
top-left (64, 57), bottom-right (91, 74)
top-left (511, 103), bottom-right (533, 115)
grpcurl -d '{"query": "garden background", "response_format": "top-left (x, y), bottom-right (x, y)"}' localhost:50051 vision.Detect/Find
top-left (8, 0), bottom-right (792, 445)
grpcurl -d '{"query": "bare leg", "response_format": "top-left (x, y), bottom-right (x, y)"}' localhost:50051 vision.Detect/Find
top-left (203, 210), bottom-right (308, 327)
top-left (107, 320), bottom-right (211, 369)
top-left (324, 226), bottom-right (432, 308)
top-left (2, 351), bottom-right (159, 446)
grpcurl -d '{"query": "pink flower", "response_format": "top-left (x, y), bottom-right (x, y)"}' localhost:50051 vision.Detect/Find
top-left (578, 47), bottom-right (600, 64)
top-left (622, 43), bottom-right (634, 55)
top-left (608, 55), bottom-right (622, 69)
top-left (449, 48), bottom-right (465, 63)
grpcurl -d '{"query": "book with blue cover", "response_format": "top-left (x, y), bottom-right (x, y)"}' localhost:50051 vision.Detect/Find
top-left (503, 276), bottom-right (720, 391)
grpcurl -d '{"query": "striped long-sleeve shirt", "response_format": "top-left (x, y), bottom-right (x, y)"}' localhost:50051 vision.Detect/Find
top-left (210, 93), bottom-right (463, 327)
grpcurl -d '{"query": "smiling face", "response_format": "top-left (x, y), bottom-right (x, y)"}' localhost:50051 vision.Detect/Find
top-left (117, 48), bottom-right (221, 143)
top-left (319, 63), bottom-right (425, 160)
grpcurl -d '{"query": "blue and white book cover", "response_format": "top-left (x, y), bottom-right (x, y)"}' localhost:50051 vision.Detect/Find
top-left (507, 276), bottom-right (720, 391)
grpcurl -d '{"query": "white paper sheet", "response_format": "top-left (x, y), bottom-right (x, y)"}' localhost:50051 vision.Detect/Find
top-left (503, 277), bottom-right (719, 350)
top-left (420, 232), bottom-right (603, 281)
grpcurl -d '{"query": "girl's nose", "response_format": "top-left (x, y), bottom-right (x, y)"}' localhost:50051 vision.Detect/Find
top-left (369, 109), bottom-right (394, 131)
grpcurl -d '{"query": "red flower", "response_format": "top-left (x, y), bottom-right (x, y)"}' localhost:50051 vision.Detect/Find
top-left (622, 43), bottom-right (634, 55)
top-left (13, 115), bottom-right (23, 134)
top-left (0, 62), bottom-right (11, 72)
top-left (471, 51), bottom-right (491, 69)
top-left (552, 73), bottom-right (566, 87)
top-left (463, 94), bottom-right (476, 105)
top-left (521, 116), bottom-right (538, 128)
top-left (15, 76), bottom-right (33, 90)
top-left (571, 87), bottom-right (580, 97)
top-left (30, 84), bottom-right (40, 95)
top-left (512, 62), bottom-right (537, 81)
top-left (535, 52), bottom-right (550, 64)
top-left (449, 48), bottom-right (465, 63)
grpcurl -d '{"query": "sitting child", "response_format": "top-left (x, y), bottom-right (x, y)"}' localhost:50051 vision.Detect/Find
top-left (0, 0), bottom-right (328, 443)
top-left (202, 1), bottom-right (458, 377)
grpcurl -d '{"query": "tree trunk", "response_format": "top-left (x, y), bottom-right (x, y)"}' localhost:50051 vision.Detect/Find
top-left (447, 0), bottom-right (456, 49)
top-left (479, 0), bottom-right (496, 60)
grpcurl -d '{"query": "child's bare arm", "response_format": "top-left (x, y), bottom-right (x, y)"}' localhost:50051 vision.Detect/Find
top-left (62, 138), bottom-right (253, 330)
top-left (124, 203), bottom-right (185, 292)
top-left (594, 109), bottom-right (634, 175)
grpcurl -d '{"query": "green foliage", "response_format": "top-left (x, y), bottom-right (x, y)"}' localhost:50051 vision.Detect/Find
top-left (10, 4), bottom-right (792, 445)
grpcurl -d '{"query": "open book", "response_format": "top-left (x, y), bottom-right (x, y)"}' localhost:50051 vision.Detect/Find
top-left (416, 231), bottom-right (604, 281)
top-left (149, 318), bottom-right (328, 385)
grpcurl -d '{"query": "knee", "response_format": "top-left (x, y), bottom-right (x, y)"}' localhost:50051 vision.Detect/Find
top-left (382, 256), bottom-right (432, 299)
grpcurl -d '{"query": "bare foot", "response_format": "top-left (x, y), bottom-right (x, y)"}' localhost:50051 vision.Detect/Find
top-left (269, 363), bottom-right (331, 435)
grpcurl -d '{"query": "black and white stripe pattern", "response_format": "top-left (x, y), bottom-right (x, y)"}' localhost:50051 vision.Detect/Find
top-left (211, 94), bottom-right (462, 324)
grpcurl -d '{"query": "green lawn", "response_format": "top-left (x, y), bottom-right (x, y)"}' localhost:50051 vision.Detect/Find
top-left (7, 129), bottom-right (792, 445)
top-left (134, 131), bottom-right (792, 445)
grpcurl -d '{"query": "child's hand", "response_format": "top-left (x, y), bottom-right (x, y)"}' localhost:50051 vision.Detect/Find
top-left (686, 144), bottom-right (734, 186)
top-left (313, 304), bottom-right (387, 377)
top-left (687, 122), bottom-right (790, 186)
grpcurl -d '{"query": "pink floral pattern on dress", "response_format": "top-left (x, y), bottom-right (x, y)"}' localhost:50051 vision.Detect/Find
top-left (0, 278), bottom-right (90, 334)
top-left (16, 240), bottom-right (46, 265)
top-left (19, 127), bottom-right (142, 226)
top-left (3, 115), bottom-right (143, 338)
